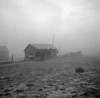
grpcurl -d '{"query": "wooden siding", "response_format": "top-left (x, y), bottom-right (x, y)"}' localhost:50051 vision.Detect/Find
top-left (50, 49), bottom-right (58, 57)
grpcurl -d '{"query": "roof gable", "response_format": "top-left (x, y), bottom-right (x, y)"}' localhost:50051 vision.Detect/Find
top-left (30, 44), bottom-right (57, 50)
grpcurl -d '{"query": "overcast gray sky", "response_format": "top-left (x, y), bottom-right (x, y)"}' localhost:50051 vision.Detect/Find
top-left (0, 0), bottom-right (100, 59)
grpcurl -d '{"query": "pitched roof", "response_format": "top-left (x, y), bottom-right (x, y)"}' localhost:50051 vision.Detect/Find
top-left (30, 44), bottom-right (57, 50)
top-left (0, 46), bottom-right (9, 52)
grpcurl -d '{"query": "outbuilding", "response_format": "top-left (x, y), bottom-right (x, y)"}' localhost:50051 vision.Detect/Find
top-left (24, 44), bottom-right (58, 60)
top-left (0, 46), bottom-right (9, 61)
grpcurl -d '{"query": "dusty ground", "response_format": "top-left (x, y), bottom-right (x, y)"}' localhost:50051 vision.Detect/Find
top-left (0, 55), bottom-right (100, 98)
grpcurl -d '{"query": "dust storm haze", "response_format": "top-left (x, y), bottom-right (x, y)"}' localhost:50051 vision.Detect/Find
top-left (0, 0), bottom-right (100, 60)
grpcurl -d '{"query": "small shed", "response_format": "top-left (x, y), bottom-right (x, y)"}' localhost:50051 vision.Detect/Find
top-left (24, 44), bottom-right (58, 60)
top-left (0, 46), bottom-right (9, 61)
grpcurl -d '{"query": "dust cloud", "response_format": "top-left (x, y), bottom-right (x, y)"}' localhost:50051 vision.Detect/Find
top-left (0, 0), bottom-right (100, 60)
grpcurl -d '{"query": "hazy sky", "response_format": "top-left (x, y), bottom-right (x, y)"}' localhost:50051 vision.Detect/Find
top-left (0, 0), bottom-right (100, 59)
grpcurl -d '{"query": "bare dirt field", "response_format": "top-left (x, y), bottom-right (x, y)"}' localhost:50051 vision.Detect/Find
top-left (0, 55), bottom-right (100, 98)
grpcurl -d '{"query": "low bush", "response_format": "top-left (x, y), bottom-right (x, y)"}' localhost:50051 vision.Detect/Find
top-left (75, 67), bottom-right (84, 73)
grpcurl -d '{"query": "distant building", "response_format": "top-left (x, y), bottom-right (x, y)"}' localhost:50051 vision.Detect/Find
top-left (0, 46), bottom-right (9, 61)
top-left (63, 51), bottom-right (83, 57)
top-left (24, 44), bottom-right (58, 60)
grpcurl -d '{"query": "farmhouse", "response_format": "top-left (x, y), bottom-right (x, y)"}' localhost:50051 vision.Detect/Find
top-left (24, 44), bottom-right (58, 60)
top-left (0, 46), bottom-right (9, 61)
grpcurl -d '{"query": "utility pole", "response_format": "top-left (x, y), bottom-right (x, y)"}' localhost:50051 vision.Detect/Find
top-left (11, 53), bottom-right (14, 62)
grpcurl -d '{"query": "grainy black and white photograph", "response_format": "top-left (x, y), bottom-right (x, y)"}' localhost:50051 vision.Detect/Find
top-left (0, 0), bottom-right (100, 98)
